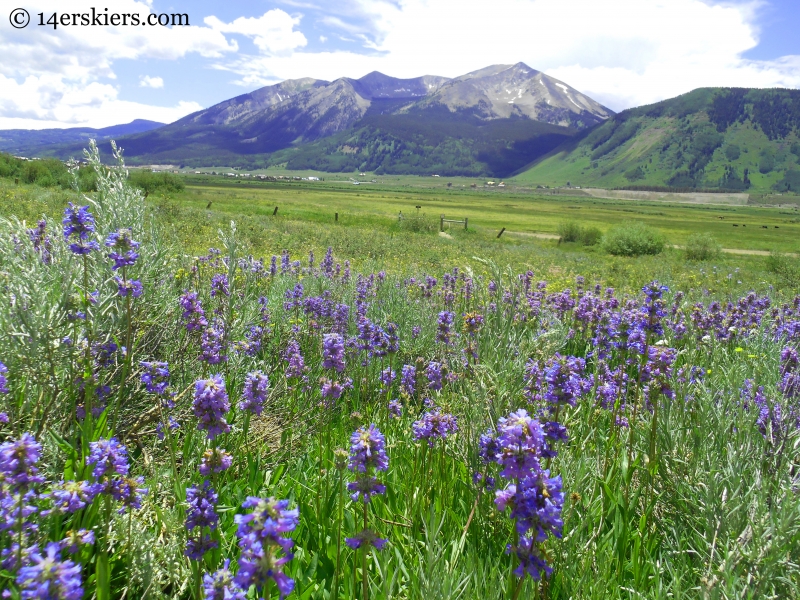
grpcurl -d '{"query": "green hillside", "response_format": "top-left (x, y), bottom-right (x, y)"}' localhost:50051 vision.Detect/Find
top-left (515, 88), bottom-right (800, 193)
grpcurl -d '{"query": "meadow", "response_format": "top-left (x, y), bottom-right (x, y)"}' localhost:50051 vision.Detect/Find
top-left (0, 144), bottom-right (799, 600)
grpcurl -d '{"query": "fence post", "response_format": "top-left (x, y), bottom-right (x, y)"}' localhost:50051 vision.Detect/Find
top-left (335, 212), bottom-right (338, 222)
top-left (464, 217), bottom-right (468, 231)
top-left (440, 215), bottom-right (444, 232)
top-left (273, 206), bottom-right (279, 216)
top-left (497, 227), bottom-right (505, 238)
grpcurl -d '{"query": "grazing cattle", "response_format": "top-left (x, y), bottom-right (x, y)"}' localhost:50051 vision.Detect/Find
top-left (733, 224), bottom-right (738, 227)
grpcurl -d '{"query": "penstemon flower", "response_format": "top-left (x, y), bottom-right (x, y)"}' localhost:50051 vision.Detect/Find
top-left (239, 371), bottom-right (269, 415)
top-left (104, 229), bottom-right (139, 270)
top-left (234, 497), bottom-right (299, 599)
top-left (193, 375), bottom-right (231, 440)
top-left (480, 409), bottom-right (565, 581)
top-left (345, 424), bottom-right (389, 552)
top-left (412, 410), bottom-right (458, 447)
top-left (62, 203), bottom-right (99, 255)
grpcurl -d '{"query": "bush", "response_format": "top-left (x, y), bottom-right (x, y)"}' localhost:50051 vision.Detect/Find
top-left (725, 144), bottom-right (741, 161)
top-left (624, 166), bottom-right (645, 181)
top-left (601, 222), bottom-right (665, 256)
top-left (580, 226), bottom-right (602, 246)
top-left (766, 251), bottom-right (800, 286)
top-left (128, 170), bottom-right (185, 194)
top-left (557, 221), bottom-right (582, 243)
top-left (685, 232), bottom-right (721, 261)
top-left (399, 214), bottom-right (437, 233)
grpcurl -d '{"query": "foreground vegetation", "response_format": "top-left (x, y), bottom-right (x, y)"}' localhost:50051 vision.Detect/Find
top-left (0, 145), bottom-right (799, 599)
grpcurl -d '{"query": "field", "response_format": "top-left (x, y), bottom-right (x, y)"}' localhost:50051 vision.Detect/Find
top-left (1, 145), bottom-right (799, 600)
top-left (149, 171), bottom-right (800, 254)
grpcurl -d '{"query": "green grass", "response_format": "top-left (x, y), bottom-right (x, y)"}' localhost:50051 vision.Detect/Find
top-left (168, 176), bottom-right (800, 254)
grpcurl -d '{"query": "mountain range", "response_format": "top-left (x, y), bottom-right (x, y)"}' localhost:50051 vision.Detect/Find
top-left (15, 63), bottom-right (612, 177)
top-left (4, 66), bottom-right (800, 192)
top-left (0, 120), bottom-right (164, 156)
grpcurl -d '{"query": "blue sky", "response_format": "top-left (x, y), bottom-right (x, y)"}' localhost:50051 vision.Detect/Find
top-left (0, 0), bottom-right (798, 129)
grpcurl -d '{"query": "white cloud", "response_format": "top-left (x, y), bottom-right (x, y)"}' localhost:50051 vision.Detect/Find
top-left (0, 71), bottom-right (201, 128)
top-left (204, 10), bottom-right (307, 54)
top-left (211, 0), bottom-right (799, 111)
top-left (139, 75), bottom-right (164, 88)
top-left (0, 0), bottom-right (235, 128)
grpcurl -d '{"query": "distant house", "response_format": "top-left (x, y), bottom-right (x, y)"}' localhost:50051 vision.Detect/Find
top-left (486, 181), bottom-right (495, 186)
top-left (308, 176), bottom-right (320, 181)
top-left (498, 182), bottom-right (505, 187)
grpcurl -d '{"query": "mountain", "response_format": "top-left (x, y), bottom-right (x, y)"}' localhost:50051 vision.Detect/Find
top-left (0, 120), bottom-right (164, 156)
top-left (417, 63), bottom-right (611, 128)
top-left (18, 64), bottom-right (612, 176)
top-left (515, 87), bottom-right (800, 193)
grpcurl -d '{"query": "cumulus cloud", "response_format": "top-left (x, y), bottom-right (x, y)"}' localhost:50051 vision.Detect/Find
top-left (139, 75), bottom-right (164, 88)
top-left (212, 0), bottom-right (799, 111)
top-left (204, 10), bottom-right (307, 54)
top-left (0, 72), bottom-right (201, 129)
top-left (0, 0), bottom-right (235, 128)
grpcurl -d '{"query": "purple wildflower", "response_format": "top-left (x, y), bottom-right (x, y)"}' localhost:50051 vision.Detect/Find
top-left (115, 277), bottom-right (143, 297)
top-left (412, 410), bottom-right (458, 446)
top-left (86, 438), bottom-right (129, 483)
top-left (345, 529), bottom-right (387, 551)
top-left (110, 477), bottom-right (148, 513)
top-left (234, 497), bottom-right (299, 599)
top-left (199, 448), bottom-right (233, 477)
top-left (240, 371), bottom-right (269, 415)
top-left (0, 433), bottom-right (44, 492)
top-left (27, 219), bottom-right (53, 264)
top-left (16, 542), bottom-right (83, 600)
top-left (0, 361), bottom-right (8, 394)
top-left (436, 311), bottom-right (455, 345)
top-left (203, 560), bottom-right (246, 600)
top-left (388, 400), bottom-right (403, 418)
top-left (483, 409), bottom-right (566, 582)
top-left (284, 340), bottom-right (307, 379)
top-left (321, 378), bottom-right (352, 401)
top-left (47, 481), bottom-right (98, 514)
top-left (193, 375), bottom-right (231, 440)
top-left (400, 365), bottom-right (416, 396)
top-left (105, 229), bottom-right (140, 270)
top-left (347, 424), bottom-right (389, 474)
top-left (140, 361), bottom-right (170, 395)
top-left (200, 321), bottom-right (227, 365)
top-left (426, 362), bottom-right (443, 391)
top-left (379, 368), bottom-right (396, 395)
top-left (180, 291), bottom-right (208, 332)
top-left (60, 529), bottom-right (95, 555)
top-left (322, 333), bottom-right (346, 372)
top-left (62, 203), bottom-right (99, 255)
top-left (185, 482), bottom-right (220, 560)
